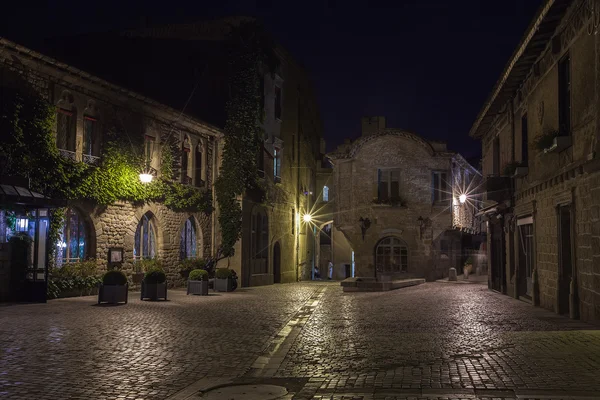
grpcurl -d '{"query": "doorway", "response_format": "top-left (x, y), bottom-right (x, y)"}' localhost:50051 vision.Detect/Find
top-left (558, 205), bottom-right (575, 315)
top-left (490, 221), bottom-right (505, 293)
top-left (273, 242), bottom-right (281, 283)
top-left (517, 218), bottom-right (533, 299)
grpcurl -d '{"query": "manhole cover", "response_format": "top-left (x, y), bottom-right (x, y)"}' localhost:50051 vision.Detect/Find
top-left (201, 384), bottom-right (287, 400)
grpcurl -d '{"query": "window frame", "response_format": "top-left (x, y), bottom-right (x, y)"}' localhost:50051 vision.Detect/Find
top-left (432, 170), bottom-right (450, 204)
top-left (375, 237), bottom-right (408, 273)
top-left (377, 168), bottom-right (401, 202)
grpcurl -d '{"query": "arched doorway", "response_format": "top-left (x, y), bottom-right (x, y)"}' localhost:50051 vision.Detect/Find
top-left (273, 242), bottom-right (281, 283)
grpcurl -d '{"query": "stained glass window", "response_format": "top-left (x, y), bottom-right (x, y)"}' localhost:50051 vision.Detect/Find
top-left (179, 217), bottom-right (197, 259)
top-left (134, 213), bottom-right (156, 260)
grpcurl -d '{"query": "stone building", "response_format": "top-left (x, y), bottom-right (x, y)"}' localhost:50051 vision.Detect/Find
top-left (0, 38), bottom-right (222, 285)
top-left (470, 0), bottom-right (600, 322)
top-left (328, 117), bottom-right (482, 281)
top-left (37, 17), bottom-right (323, 287)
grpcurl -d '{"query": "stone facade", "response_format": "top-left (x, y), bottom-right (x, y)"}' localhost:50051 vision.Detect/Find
top-left (328, 117), bottom-right (482, 281)
top-left (0, 38), bottom-right (221, 284)
top-left (471, 0), bottom-right (600, 322)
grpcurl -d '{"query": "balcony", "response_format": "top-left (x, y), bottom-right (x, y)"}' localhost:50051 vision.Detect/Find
top-left (58, 149), bottom-right (76, 161)
top-left (484, 176), bottom-right (512, 203)
top-left (83, 154), bottom-right (100, 166)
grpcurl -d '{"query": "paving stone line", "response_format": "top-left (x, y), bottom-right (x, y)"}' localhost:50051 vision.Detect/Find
top-left (248, 286), bottom-right (327, 378)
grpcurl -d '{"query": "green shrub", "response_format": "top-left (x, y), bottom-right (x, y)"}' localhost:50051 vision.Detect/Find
top-left (188, 269), bottom-right (208, 281)
top-left (144, 269), bottom-right (166, 284)
top-left (215, 268), bottom-right (232, 279)
top-left (135, 258), bottom-right (163, 273)
top-left (464, 257), bottom-right (474, 265)
top-left (103, 270), bottom-right (127, 286)
top-left (180, 258), bottom-right (206, 278)
top-left (535, 129), bottom-right (560, 151)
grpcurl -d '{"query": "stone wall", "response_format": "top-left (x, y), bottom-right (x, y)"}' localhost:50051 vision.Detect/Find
top-left (330, 131), bottom-right (472, 281)
top-left (75, 201), bottom-right (212, 287)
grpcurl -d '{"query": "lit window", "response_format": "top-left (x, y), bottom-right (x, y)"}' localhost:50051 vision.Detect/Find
top-left (179, 217), bottom-right (197, 259)
top-left (274, 148), bottom-right (281, 179)
top-left (55, 208), bottom-right (87, 267)
top-left (323, 186), bottom-right (329, 202)
top-left (134, 213), bottom-right (156, 260)
top-left (16, 218), bottom-right (28, 232)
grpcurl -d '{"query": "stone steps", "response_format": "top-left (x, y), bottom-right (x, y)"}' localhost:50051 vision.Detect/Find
top-left (340, 277), bottom-right (425, 292)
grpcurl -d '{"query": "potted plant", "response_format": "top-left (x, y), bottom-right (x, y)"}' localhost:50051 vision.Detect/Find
top-left (464, 257), bottom-right (474, 279)
top-left (133, 258), bottom-right (159, 285)
top-left (179, 258), bottom-right (206, 279)
top-left (214, 268), bottom-right (233, 292)
top-left (141, 268), bottom-right (167, 301)
top-left (187, 269), bottom-right (209, 295)
top-left (98, 270), bottom-right (128, 304)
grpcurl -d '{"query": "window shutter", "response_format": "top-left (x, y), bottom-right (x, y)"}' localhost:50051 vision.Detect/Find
top-left (373, 169), bottom-right (380, 200)
top-left (431, 172), bottom-right (436, 203)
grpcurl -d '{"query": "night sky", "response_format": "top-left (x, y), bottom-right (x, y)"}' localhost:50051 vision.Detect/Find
top-left (2, 0), bottom-right (542, 159)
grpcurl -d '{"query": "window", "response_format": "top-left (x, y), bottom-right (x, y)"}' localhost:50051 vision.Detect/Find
top-left (291, 208), bottom-right (295, 235)
top-left (432, 171), bottom-right (449, 203)
top-left (273, 148), bottom-right (281, 179)
top-left (377, 169), bottom-right (400, 202)
top-left (274, 86), bottom-right (282, 120)
top-left (56, 208), bottom-right (87, 267)
top-left (181, 137), bottom-right (191, 183)
top-left (144, 135), bottom-right (155, 168)
top-left (179, 217), bottom-right (197, 260)
top-left (56, 108), bottom-right (76, 152)
top-left (375, 237), bottom-right (408, 273)
top-left (323, 185), bottom-right (329, 202)
top-left (82, 116), bottom-right (101, 159)
top-left (558, 53), bottom-right (571, 133)
top-left (492, 136), bottom-right (500, 175)
top-left (518, 219), bottom-right (534, 297)
top-left (195, 144), bottom-right (203, 187)
top-left (521, 114), bottom-right (529, 165)
top-left (134, 213), bottom-right (157, 260)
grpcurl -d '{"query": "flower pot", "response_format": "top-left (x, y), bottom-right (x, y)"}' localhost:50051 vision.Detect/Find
top-left (98, 284), bottom-right (128, 304)
top-left (141, 281), bottom-right (167, 301)
top-left (214, 277), bottom-right (232, 292)
top-left (187, 280), bottom-right (209, 295)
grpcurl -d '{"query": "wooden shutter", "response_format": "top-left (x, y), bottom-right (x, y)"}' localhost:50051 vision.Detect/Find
top-left (373, 169), bottom-right (380, 200)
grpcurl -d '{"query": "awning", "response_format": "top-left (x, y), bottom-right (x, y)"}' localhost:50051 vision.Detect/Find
top-left (0, 178), bottom-right (67, 208)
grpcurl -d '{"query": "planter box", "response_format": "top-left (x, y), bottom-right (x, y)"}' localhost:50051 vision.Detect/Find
top-left (544, 136), bottom-right (572, 153)
top-left (214, 277), bottom-right (232, 292)
top-left (141, 281), bottom-right (167, 301)
top-left (513, 166), bottom-right (529, 178)
top-left (187, 280), bottom-right (209, 295)
top-left (98, 284), bottom-right (128, 304)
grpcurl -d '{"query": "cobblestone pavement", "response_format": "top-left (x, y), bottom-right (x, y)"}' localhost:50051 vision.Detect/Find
top-left (1, 282), bottom-right (599, 400)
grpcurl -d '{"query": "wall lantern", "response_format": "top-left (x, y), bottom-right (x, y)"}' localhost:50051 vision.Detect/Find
top-left (459, 194), bottom-right (467, 204)
top-left (139, 173), bottom-right (153, 183)
top-left (359, 217), bottom-right (371, 241)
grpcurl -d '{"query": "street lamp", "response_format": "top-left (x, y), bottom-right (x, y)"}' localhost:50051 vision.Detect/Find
top-left (303, 213), bottom-right (312, 223)
top-left (139, 173), bottom-right (153, 183)
top-left (459, 194), bottom-right (467, 204)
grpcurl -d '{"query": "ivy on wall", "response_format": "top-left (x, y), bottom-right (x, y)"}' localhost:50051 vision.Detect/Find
top-left (0, 70), bottom-right (213, 251)
top-left (214, 21), bottom-right (278, 257)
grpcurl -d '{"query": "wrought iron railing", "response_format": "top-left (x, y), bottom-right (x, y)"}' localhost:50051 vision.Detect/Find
top-left (58, 149), bottom-right (76, 161)
top-left (83, 154), bottom-right (100, 166)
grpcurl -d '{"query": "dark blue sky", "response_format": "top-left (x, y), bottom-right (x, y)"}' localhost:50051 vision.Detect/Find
top-left (2, 0), bottom-right (542, 158)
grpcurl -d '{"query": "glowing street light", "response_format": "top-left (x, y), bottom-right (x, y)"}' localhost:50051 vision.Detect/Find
top-left (139, 173), bottom-right (153, 183)
top-left (459, 194), bottom-right (467, 204)
top-left (303, 213), bottom-right (312, 223)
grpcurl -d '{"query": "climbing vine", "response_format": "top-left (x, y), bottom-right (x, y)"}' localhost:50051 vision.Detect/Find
top-left (215, 21), bottom-right (278, 257)
top-left (0, 68), bottom-right (213, 249)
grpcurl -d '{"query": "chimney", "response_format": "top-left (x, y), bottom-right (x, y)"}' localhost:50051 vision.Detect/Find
top-left (361, 116), bottom-right (386, 136)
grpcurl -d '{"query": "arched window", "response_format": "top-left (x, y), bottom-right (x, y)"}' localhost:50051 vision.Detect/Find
top-left (56, 208), bottom-right (88, 267)
top-left (181, 137), bottom-right (191, 183)
top-left (375, 237), bottom-right (408, 273)
top-left (180, 217), bottom-right (197, 259)
top-left (134, 213), bottom-right (156, 260)
top-left (323, 185), bottom-right (329, 202)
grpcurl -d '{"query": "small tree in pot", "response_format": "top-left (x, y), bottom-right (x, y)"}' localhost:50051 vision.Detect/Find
top-left (141, 268), bottom-right (167, 301)
top-left (214, 268), bottom-right (233, 292)
top-left (187, 269), bottom-right (209, 295)
top-left (98, 270), bottom-right (128, 304)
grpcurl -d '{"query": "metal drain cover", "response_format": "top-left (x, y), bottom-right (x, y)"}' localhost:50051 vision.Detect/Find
top-left (201, 384), bottom-right (287, 400)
